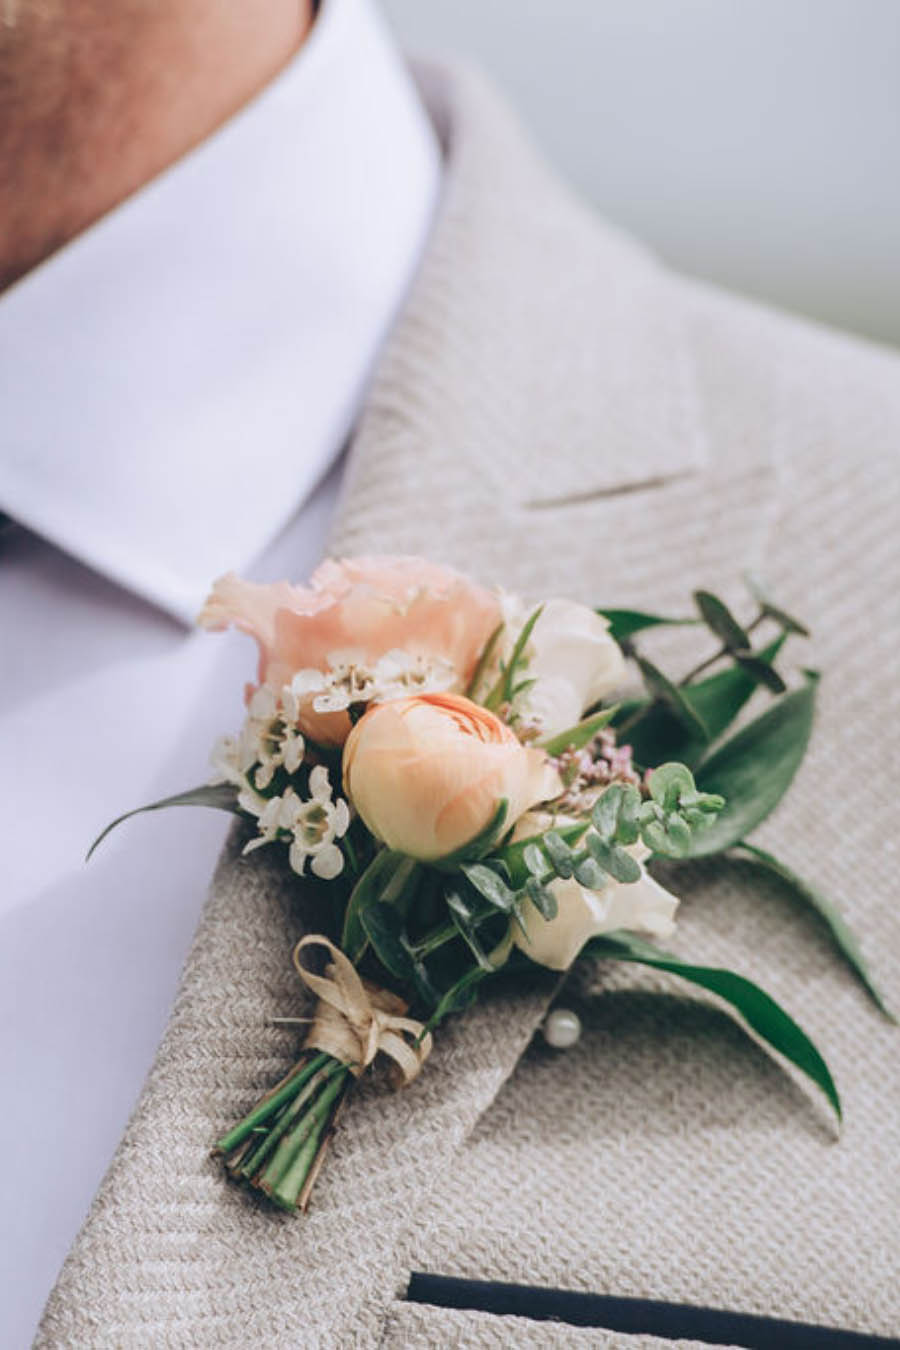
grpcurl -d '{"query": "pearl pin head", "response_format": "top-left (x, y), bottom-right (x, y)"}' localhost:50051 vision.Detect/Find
top-left (542, 1007), bottom-right (582, 1050)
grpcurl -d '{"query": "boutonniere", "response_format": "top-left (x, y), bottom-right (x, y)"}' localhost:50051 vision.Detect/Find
top-left (94, 556), bottom-right (891, 1212)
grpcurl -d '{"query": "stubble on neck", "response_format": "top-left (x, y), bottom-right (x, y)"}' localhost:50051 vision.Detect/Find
top-left (0, 0), bottom-right (313, 292)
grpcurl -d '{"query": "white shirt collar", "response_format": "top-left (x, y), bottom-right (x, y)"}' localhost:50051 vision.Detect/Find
top-left (0, 0), bottom-right (440, 623)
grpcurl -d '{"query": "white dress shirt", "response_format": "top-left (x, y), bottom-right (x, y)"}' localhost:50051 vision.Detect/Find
top-left (0, 0), bottom-right (440, 1341)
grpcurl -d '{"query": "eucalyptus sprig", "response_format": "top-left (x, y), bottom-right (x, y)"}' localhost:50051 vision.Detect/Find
top-left (638, 763), bottom-right (724, 858)
top-left (494, 768), bottom-right (725, 912)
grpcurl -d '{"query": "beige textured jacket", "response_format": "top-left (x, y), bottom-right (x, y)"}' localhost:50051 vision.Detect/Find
top-left (37, 64), bottom-right (900, 1348)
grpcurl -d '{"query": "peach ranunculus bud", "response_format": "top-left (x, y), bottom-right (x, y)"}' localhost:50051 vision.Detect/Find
top-left (343, 692), bottom-right (562, 861)
top-left (198, 556), bottom-right (503, 745)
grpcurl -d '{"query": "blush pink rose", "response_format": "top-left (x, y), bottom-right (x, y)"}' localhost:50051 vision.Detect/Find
top-left (198, 556), bottom-right (502, 744)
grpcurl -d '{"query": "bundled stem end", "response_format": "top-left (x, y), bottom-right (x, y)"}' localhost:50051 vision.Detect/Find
top-left (214, 1050), bottom-right (354, 1213)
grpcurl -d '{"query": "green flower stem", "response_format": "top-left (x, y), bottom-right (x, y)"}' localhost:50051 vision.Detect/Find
top-left (269, 1128), bottom-right (323, 1213)
top-left (256, 1060), bottom-right (346, 1192)
top-left (412, 920), bottom-right (457, 959)
top-left (236, 1082), bottom-right (320, 1182)
top-left (678, 611), bottom-right (765, 686)
top-left (268, 1071), bottom-right (349, 1211)
top-left (217, 1050), bottom-right (355, 1211)
top-left (213, 1051), bottom-right (329, 1156)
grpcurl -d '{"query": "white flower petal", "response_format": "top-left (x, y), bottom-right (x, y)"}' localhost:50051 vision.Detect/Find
top-left (237, 787), bottom-right (267, 818)
top-left (513, 855), bottom-right (679, 971)
top-left (308, 764), bottom-right (331, 801)
top-left (288, 839), bottom-right (308, 875)
top-left (278, 791), bottom-right (303, 829)
top-left (283, 734), bottom-right (305, 775)
top-left (291, 669), bottom-right (327, 698)
top-left (242, 835), bottom-right (270, 855)
top-left (311, 844), bottom-right (344, 880)
top-left (502, 598), bottom-right (626, 736)
top-left (313, 690), bottom-right (351, 713)
top-left (257, 796), bottom-right (282, 830)
top-left (248, 685), bottom-right (277, 721)
top-left (281, 688), bottom-right (300, 724)
top-left (332, 798), bottom-right (351, 837)
top-left (601, 868), bottom-right (679, 938)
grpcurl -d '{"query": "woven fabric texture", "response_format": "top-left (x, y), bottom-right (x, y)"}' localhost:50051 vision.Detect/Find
top-left (37, 62), bottom-right (900, 1348)
top-left (380, 1302), bottom-right (731, 1349)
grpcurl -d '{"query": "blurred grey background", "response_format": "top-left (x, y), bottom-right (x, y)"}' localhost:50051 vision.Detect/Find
top-left (382, 0), bottom-right (900, 348)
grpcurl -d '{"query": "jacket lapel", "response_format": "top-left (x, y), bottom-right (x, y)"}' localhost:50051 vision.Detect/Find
top-left (335, 63), bottom-right (777, 615)
top-left (334, 61), bottom-right (709, 546)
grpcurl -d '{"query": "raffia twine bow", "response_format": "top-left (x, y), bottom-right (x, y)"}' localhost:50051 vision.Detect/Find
top-left (292, 934), bottom-right (433, 1085)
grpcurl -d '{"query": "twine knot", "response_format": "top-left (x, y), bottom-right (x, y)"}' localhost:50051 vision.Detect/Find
top-left (292, 935), bottom-right (432, 1084)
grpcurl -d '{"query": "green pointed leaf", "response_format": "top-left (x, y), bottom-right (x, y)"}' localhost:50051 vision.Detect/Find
top-left (598, 608), bottom-right (698, 643)
top-left (359, 901), bottom-right (414, 981)
top-left (342, 848), bottom-right (413, 963)
top-left (687, 636), bottom-right (786, 737)
top-left (732, 843), bottom-right (895, 1022)
top-left (733, 652), bottom-right (787, 694)
top-left (745, 573), bottom-right (811, 637)
top-left (694, 590), bottom-right (751, 652)
top-left (687, 677), bottom-right (818, 856)
top-left (619, 636), bottom-right (786, 770)
top-left (538, 705), bottom-right (619, 756)
top-left (485, 606), bottom-right (544, 710)
top-left (408, 954), bottom-right (442, 1010)
top-left (465, 621), bottom-right (504, 699)
top-left (636, 655), bottom-right (708, 741)
top-left (446, 890), bottom-right (496, 970)
top-left (87, 782), bottom-right (241, 860)
top-left (587, 932), bottom-right (841, 1120)
top-left (422, 966), bottom-right (490, 1035)
top-left (511, 677), bottom-right (538, 700)
top-left (505, 605), bottom-right (544, 702)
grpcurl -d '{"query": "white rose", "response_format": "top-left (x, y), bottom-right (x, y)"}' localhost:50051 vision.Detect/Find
top-left (505, 598), bottom-right (625, 737)
top-left (510, 812), bottom-right (679, 971)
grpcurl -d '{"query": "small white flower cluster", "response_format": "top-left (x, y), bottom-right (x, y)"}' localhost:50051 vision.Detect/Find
top-left (285, 647), bottom-right (457, 716)
top-left (210, 686), bottom-right (305, 803)
top-left (243, 765), bottom-right (350, 880)
top-left (210, 687), bottom-right (348, 879)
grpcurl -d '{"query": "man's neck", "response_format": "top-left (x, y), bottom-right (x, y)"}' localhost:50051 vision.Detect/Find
top-left (0, 0), bottom-right (314, 293)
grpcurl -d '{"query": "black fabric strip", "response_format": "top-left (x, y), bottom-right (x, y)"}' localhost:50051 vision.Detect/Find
top-left (406, 1272), bottom-right (900, 1349)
